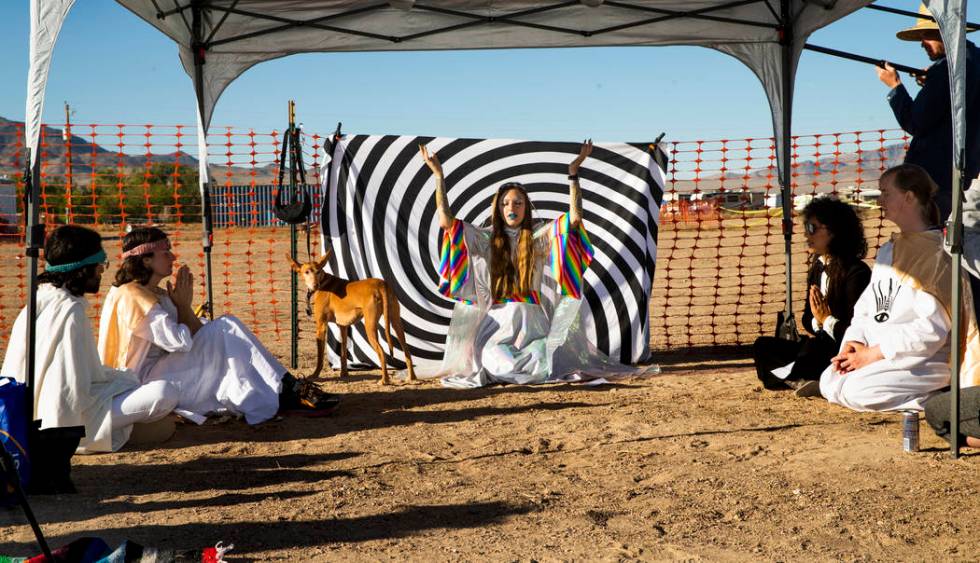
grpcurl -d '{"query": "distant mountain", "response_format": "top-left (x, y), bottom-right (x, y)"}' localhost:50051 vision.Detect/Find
top-left (0, 116), bottom-right (198, 177)
top-left (0, 116), bottom-right (291, 185)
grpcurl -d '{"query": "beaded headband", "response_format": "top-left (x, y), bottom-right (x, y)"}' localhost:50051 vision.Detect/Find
top-left (45, 249), bottom-right (107, 273)
top-left (121, 239), bottom-right (171, 259)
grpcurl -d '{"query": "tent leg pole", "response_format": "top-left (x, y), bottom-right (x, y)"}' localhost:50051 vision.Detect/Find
top-left (191, 1), bottom-right (214, 319)
top-left (778, 0), bottom-right (796, 339)
top-left (949, 152), bottom-right (965, 460)
top-left (20, 149), bottom-right (53, 561)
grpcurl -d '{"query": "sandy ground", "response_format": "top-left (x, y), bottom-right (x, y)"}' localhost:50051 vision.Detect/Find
top-left (1, 348), bottom-right (977, 561)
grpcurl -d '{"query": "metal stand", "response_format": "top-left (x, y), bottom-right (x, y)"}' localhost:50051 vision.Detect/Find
top-left (0, 445), bottom-right (52, 559)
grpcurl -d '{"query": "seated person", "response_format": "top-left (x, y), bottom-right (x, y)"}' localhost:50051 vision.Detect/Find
top-left (1, 226), bottom-right (178, 493)
top-left (820, 164), bottom-right (980, 411)
top-left (753, 197), bottom-right (870, 393)
top-left (97, 227), bottom-right (337, 423)
top-left (924, 386), bottom-right (980, 449)
top-left (418, 141), bottom-right (638, 388)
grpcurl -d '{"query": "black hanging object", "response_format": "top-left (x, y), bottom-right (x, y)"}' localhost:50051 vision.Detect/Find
top-left (273, 112), bottom-right (312, 225)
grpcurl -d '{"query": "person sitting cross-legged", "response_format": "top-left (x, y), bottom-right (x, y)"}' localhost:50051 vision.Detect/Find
top-left (1, 226), bottom-right (179, 494)
top-left (753, 197), bottom-right (871, 395)
top-left (819, 164), bottom-right (980, 411)
top-left (98, 227), bottom-right (339, 423)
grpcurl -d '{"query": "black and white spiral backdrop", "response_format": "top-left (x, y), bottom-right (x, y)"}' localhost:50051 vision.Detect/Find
top-left (319, 135), bottom-right (665, 372)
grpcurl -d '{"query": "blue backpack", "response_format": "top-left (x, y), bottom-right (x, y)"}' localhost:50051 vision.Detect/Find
top-left (0, 377), bottom-right (31, 504)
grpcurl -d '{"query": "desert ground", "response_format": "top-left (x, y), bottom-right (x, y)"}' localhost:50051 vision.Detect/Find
top-left (1, 218), bottom-right (978, 561)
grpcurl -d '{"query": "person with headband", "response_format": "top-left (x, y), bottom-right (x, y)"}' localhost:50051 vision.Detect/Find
top-left (818, 164), bottom-right (980, 411)
top-left (1, 226), bottom-right (179, 494)
top-left (419, 141), bottom-right (637, 388)
top-left (98, 227), bottom-right (339, 424)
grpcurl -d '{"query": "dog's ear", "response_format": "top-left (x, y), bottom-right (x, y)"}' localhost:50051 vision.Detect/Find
top-left (286, 253), bottom-right (302, 272)
top-left (315, 250), bottom-right (331, 271)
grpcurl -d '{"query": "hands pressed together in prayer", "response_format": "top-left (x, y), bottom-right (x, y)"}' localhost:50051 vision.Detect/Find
top-left (808, 285), bottom-right (831, 326)
top-left (167, 265), bottom-right (203, 335)
top-left (832, 340), bottom-right (885, 375)
top-left (167, 265), bottom-right (194, 309)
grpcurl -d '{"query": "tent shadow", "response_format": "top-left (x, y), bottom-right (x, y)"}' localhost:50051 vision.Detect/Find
top-left (1, 501), bottom-right (538, 559)
top-left (144, 384), bottom-right (611, 449)
top-left (156, 401), bottom-right (604, 450)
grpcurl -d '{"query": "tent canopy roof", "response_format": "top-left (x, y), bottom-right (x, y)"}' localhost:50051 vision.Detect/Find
top-left (113, 0), bottom-right (870, 130)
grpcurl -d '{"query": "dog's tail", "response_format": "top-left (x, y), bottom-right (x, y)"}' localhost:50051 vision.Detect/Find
top-left (381, 283), bottom-right (396, 355)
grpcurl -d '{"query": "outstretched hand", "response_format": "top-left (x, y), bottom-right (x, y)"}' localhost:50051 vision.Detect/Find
top-left (167, 265), bottom-right (194, 310)
top-left (569, 139), bottom-right (593, 175)
top-left (419, 144), bottom-right (444, 179)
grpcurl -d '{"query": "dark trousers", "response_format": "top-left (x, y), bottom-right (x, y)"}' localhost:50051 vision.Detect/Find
top-left (27, 424), bottom-right (84, 495)
top-left (753, 334), bottom-right (833, 390)
top-left (924, 386), bottom-right (980, 445)
top-left (753, 337), bottom-right (801, 390)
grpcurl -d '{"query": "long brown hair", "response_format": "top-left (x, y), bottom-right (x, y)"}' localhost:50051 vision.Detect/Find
top-left (880, 164), bottom-right (941, 227)
top-left (490, 182), bottom-right (536, 300)
top-left (114, 227), bottom-right (169, 286)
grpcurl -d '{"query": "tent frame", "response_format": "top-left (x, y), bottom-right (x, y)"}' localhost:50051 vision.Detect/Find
top-left (20, 0), bottom-right (971, 460)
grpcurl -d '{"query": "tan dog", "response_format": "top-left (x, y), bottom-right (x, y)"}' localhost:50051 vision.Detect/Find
top-left (287, 252), bottom-right (417, 385)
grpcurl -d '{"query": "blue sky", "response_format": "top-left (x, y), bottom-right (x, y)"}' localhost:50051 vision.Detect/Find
top-left (1, 2), bottom-right (977, 143)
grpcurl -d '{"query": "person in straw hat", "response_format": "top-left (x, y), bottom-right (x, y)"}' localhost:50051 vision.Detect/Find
top-left (877, 3), bottom-right (980, 222)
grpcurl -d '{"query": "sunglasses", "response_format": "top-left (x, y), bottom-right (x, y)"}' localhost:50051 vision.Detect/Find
top-left (804, 222), bottom-right (826, 235)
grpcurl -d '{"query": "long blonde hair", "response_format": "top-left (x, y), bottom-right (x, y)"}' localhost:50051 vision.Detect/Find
top-left (490, 183), bottom-right (535, 300)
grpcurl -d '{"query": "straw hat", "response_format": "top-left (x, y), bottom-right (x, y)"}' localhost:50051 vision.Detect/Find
top-left (896, 4), bottom-right (942, 41)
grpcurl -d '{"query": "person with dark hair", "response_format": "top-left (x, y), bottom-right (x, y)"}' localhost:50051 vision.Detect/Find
top-left (1, 226), bottom-right (179, 493)
top-left (98, 228), bottom-right (337, 423)
top-left (819, 164), bottom-right (980, 411)
top-left (419, 141), bottom-right (642, 388)
top-left (753, 197), bottom-right (871, 396)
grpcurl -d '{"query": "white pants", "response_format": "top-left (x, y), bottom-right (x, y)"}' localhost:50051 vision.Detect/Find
top-left (111, 380), bottom-right (179, 430)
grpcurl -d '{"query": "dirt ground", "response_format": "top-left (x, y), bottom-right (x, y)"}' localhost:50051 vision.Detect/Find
top-left (1, 347), bottom-right (977, 561)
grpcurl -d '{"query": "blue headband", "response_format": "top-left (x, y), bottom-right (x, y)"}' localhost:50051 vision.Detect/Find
top-left (45, 249), bottom-right (107, 274)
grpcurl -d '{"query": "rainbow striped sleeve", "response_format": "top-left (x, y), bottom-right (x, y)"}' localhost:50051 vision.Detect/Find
top-left (437, 218), bottom-right (472, 302)
top-left (550, 213), bottom-right (594, 299)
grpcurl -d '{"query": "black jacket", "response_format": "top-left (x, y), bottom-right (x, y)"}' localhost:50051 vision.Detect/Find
top-left (791, 258), bottom-right (871, 380)
top-left (888, 41), bottom-right (980, 221)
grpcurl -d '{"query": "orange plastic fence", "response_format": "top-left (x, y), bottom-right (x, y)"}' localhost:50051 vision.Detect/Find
top-left (0, 122), bottom-right (908, 352)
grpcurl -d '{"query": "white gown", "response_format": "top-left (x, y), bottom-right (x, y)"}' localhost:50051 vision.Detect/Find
top-left (437, 215), bottom-right (643, 388)
top-left (1, 285), bottom-right (140, 453)
top-left (819, 242), bottom-right (951, 411)
top-left (99, 286), bottom-right (286, 425)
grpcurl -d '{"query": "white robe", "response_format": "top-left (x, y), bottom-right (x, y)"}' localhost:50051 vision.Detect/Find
top-left (98, 286), bottom-right (286, 425)
top-left (438, 217), bottom-right (641, 388)
top-left (1, 285), bottom-right (139, 453)
top-left (819, 242), bottom-right (951, 411)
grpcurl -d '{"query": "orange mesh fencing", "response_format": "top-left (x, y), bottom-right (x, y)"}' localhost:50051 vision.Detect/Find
top-left (0, 121), bottom-right (908, 352)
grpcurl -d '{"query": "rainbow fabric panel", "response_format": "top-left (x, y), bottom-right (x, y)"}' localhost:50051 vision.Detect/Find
top-left (551, 213), bottom-right (594, 299)
top-left (438, 218), bottom-right (471, 302)
top-left (495, 291), bottom-right (542, 305)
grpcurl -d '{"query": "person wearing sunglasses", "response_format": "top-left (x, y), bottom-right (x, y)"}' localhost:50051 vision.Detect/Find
top-left (753, 197), bottom-right (871, 396)
top-left (419, 141), bottom-right (639, 388)
top-left (820, 164), bottom-right (980, 411)
top-left (1, 225), bottom-right (179, 494)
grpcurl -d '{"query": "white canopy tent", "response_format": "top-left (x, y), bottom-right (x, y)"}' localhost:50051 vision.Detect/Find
top-left (22, 1), bottom-right (973, 456)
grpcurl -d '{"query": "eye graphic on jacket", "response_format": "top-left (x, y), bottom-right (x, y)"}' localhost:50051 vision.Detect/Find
top-left (872, 280), bottom-right (900, 323)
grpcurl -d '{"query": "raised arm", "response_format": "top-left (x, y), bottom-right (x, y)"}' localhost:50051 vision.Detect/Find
top-left (420, 144), bottom-right (454, 230)
top-left (568, 140), bottom-right (593, 227)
